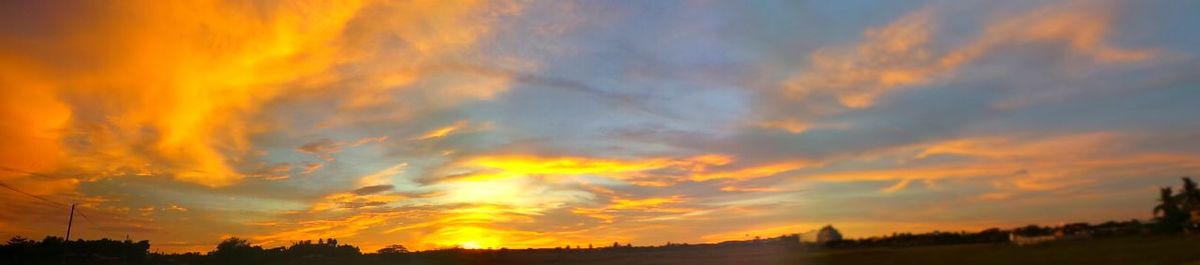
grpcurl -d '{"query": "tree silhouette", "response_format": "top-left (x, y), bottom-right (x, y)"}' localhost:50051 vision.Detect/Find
top-left (377, 244), bottom-right (408, 254)
top-left (210, 237), bottom-right (264, 265)
top-left (0, 236), bottom-right (150, 265)
top-left (215, 237), bottom-right (252, 252)
top-left (1154, 187), bottom-right (1185, 232)
top-left (1153, 177), bottom-right (1200, 233)
top-left (1181, 177), bottom-right (1200, 231)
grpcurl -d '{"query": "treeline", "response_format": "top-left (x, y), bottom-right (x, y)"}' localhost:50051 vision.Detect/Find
top-left (0, 237), bottom-right (371, 265)
top-left (0, 236), bottom-right (150, 265)
top-left (0, 221), bottom-right (1173, 265)
top-left (0, 236), bottom-right (664, 265)
top-left (827, 219), bottom-right (1151, 248)
top-left (198, 238), bottom-right (362, 265)
top-left (827, 177), bottom-right (1200, 248)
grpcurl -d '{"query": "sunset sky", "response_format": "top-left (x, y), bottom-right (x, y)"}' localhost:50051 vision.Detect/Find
top-left (2, 0), bottom-right (1199, 253)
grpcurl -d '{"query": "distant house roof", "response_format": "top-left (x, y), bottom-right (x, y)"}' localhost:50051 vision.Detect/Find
top-left (799, 225), bottom-right (843, 243)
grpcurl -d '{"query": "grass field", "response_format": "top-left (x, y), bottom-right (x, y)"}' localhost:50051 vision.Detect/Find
top-left (402, 236), bottom-right (1200, 265)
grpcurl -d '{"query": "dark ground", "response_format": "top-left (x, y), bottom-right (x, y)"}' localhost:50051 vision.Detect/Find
top-left (400, 236), bottom-right (1200, 265)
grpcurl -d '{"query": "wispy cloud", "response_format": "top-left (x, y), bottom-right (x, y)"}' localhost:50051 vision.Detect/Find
top-left (765, 2), bottom-right (1158, 130)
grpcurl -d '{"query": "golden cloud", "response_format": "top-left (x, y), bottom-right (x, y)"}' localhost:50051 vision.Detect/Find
top-left (784, 8), bottom-right (937, 109)
top-left (689, 161), bottom-right (809, 182)
top-left (779, 2), bottom-right (1157, 114)
top-left (942, 3), bottom-right (1157, 68)
top-left (808, 132), bottom-right (1200, 197)
top-left (571, 195), bottom-right (693, 224)
top-left (252, 211), bottom-right (400, 247)
top-left (450, 153), bottom-right (799, 184)
top-left (610, 196), bottom-right (687, 210)
top-left (0, 58), bottom-right (71, 182)
top-left (460, 155), bottom-right (677, 178)
top-left (0, 0), bottom-right (521, 188)
top-left (411, 120), bottom-right (473, 141)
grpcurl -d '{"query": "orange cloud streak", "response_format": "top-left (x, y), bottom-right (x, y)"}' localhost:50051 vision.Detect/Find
top-left (0, 0), bottom-right (518, 188)
top-left (807, 132), bottom-right (1200, 199)
top-left (774, 2), bottom-right (1157, 127)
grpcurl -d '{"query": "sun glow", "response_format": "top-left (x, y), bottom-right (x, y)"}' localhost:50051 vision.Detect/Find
top-left (460, 241), bottom-right (482, 249)
top-left (420, 226), bottom-right (507, 250)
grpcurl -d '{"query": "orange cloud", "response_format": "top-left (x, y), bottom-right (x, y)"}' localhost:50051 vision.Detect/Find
top-left (753, 119), bottom-right (811, 134)
top-left (0, 0), bottom-right (521, 187)
top-left (806, 132), bottom-right (1200, 199)
top-left (246, 163), bottom-right (293, 181)
top-left (252, 211), bottom-right (401, 247)
top-left (453, 153), bottom-right (780, 185)
top-left (719, 186), bottom-right (782, 193)
top-left (942, 3), bottom-right (1157, 69)
top-left (914, 132), bottom-right (1122, 161)
top-left (689, 161), bottom-right (809, 182)
top-left (778, 2), bottom-right (1156, 117)
top-left (310, 191), bottom-right (403, 212)
top-left (441, 153), bottom-right (808, 192)
top-left (58, 0), bottom-right (369, 187)
top-left (300, 162), bottom-right (325, 175)
top-left (351, 136), bottom-right (389, 147)
top-left (609, 196), bottom-right (687, 210)
top-left (412, 120), bottom-right (472, 140)
top-left (785, 8), bottom-right (937, 109)
top-left (880, 178), bottom-right (914, 193)
top-left (0, 58), bottom-right (71, 182)
top-left (357, 163), bottom-right (407, 187)
top-left (572, 196), bottom-right (692, 224)
top-left (461, 155), bottom-right (676, 177)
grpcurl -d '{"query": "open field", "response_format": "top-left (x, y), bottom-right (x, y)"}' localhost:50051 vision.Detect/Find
top-left (396, 236), bottom-right (1200, 265)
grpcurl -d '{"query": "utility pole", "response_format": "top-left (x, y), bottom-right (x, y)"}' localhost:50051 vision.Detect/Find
top-left (63, 203), bottom-right (75, 265)
top-left (65, 204), bottom-right (75, 241)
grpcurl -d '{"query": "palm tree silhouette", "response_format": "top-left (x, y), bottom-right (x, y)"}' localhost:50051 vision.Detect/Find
top-left (1154, 187), bottom-right (1186, 232)
top-left (1181, 178), bottom-right (1199, 208)
top-left (1181, 177), bottom-right (1200, 232)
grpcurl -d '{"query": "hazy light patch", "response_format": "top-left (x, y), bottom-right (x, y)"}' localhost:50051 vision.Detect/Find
top-left (411, 120), bottom-right (472, 141)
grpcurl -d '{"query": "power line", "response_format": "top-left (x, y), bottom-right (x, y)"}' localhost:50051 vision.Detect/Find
top-left (0, 182), bottom-right (66, 207)
top-left (0, 166), bottom-right (64, 180)
top-left (0, 167), bottom-right (74, 208)
top-left (0, 181), bottom-right (99, 226)
top-left (0, 167), bottom-right (147, 240)
top-left (74, 208), bottom-right (97, 226)
top-left (0, 165), bottom-right (113, 234)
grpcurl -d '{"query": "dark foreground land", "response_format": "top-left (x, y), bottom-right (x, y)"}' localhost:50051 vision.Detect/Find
top-left (800, 236), bottom-right (1200, 265)
top-left (396, 236), bottom-right (1200, 265)
top-left (7, 235), bottom-right (1200, 264)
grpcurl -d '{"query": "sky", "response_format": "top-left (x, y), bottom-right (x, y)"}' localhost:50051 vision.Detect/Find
top-left (1, 0), bottom-right (1199, 253)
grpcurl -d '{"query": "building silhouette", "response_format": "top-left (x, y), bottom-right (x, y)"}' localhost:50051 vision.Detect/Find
top-left (798, 225), bottom-right (843, 244)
